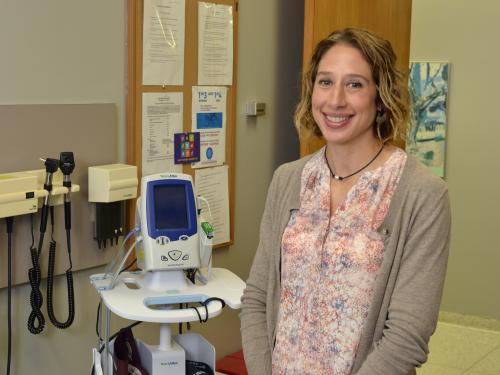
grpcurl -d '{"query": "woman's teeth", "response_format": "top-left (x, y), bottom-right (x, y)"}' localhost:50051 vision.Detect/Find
top-left (326, 115), bottom-right (350, 122)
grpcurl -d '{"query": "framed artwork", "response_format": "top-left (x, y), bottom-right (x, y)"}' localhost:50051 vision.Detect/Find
top-left (407, 62), bottom-right (450, 177)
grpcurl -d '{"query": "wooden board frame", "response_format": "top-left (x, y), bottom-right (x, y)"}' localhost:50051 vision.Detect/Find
top-left (126, 0), bottom-right (238, 248)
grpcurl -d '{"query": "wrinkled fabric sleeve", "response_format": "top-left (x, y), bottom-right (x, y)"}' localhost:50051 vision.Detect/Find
top-left (240, 168), bottom-right (281, 375)
top-left (355, 185), bottom-right (451, 374)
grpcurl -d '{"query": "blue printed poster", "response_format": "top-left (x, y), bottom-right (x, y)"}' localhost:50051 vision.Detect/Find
top-left (191, 86), bottom-right (227, 168)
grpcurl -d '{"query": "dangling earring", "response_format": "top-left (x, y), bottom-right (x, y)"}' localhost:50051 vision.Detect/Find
top-left (375, 110), bottom-right (383, 124)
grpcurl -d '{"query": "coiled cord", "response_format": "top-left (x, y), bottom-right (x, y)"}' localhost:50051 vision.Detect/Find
top-left (27, 214), bottom-right (45, 334)
top-left (46, 239), bottom-right (75, 328)
top-left (46, 206), bottom-right (75, 329)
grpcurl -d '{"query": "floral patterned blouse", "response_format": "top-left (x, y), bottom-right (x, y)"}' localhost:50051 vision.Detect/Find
top-left (272, 147), bottom-right (407, 375)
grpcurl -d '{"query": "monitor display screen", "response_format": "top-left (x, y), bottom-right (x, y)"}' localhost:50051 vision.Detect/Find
top-left (154, 185), bottom-right (188, 230)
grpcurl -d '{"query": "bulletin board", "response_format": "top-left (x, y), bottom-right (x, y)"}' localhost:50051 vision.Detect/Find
top-left (126, 0), bottom-right (238, 247)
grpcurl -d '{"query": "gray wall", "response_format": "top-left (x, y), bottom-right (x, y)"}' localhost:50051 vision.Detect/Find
top-left (0, 0), bottom-right (302, 373)
top-left (0, 0), bottom-right (127, 160)
top-left (410, 0), bottom-right (500, 320)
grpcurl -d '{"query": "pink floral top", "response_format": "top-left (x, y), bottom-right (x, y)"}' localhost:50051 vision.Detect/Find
top-left (272, 148), bottom-right (407, 375)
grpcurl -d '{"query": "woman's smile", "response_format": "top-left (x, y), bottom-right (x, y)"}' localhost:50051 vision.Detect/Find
top-left (322, 113), bottom-right (354, 128)
top-left (312, 43), bottom-right (378, 147)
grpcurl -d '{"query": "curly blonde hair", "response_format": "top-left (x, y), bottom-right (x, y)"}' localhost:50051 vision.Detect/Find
top-left (294, 28), bottom-right (410, 143)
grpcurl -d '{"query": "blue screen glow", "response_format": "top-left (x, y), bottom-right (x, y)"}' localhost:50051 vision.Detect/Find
top-left (154, 185), bottom-right (188, 229)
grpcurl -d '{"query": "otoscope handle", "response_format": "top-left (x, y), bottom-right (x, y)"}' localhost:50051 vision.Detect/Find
top-left (64, 201), bottom-right (71, 230)
top-left (39, 205), bottom-right (49, 234)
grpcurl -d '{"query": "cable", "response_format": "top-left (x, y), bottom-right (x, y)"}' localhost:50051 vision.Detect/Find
top-left (95, 252), bottom-right (138, 343)
top-left (119, 258), bottom-right (137, 274)
top-left (197, 195), bottom-right (213, 223)
top-left (27, 213), bottom-right (45, 334)
top-left (103, 227), bottom-right (140, 277)
top-left (27, 157), bottom-right (58, 334)
top-left (109, 238), bottom-right (141, 290)
top-left (27, 205), bottom-right (49, 334)
top-left (95, 301), bottom-right (102, 342)
top-left (190, 297), bottom-right (226, 323)
top-left (46, 206), bottom-right (75, 329)
top-left (185, 268), bottom-right (197, 283)
top-left (6, 217), bottom-right (14, 375)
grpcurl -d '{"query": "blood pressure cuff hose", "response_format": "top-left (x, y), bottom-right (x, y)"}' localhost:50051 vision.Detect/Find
top-left (186, 360), bottom-right (214, 375)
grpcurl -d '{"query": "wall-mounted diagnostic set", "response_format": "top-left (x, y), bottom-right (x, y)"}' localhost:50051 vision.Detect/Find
top-left (0, 152), bottom-right (80, 375)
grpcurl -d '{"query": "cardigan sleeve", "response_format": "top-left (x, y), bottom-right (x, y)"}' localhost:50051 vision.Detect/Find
top-left (355, 181), bottom-right (451, 374)
top-left (240, 168), bottom-right (281, 375)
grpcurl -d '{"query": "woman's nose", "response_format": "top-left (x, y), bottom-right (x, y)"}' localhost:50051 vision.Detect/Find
top-left (327, 85), bottom-right (347, 107)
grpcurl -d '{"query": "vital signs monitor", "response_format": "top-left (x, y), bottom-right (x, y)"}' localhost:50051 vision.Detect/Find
top-left (135, 173), bottom-right (201, 271)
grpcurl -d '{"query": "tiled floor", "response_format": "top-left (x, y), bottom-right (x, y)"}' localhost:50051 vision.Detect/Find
top-left (417, 322), bottom-right (500, 375)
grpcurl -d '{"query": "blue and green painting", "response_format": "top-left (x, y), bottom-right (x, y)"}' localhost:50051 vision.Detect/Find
top-left (407, 62), bottom-right (449, 177)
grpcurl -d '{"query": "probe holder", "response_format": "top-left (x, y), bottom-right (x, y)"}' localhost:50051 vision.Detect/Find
top-left (0, 169), bottom-right (81, 218)
top-left (88, 164), bottom-right (138, 203)
top-left (88, 164), bottom-right (138, 247)
top-left (25, 168), bottom-right (81, 206)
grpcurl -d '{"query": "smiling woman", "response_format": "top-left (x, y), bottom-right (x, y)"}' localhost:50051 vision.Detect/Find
top-left (241, 28), bottom-right (451, 375)
top-left (311, 44), bottom-right (379, 149)
top-left (296, 29), bottom-right (409, 146)
top-left (295, 28), bottom-right (411, 213)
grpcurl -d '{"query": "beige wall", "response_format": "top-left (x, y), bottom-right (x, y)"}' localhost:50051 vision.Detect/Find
top-left (0, 0), bottom-right (302, 373)
top-left (410, 0), bottom-right (500, 319)
top-left (0, 0), bottom-right (127, 161)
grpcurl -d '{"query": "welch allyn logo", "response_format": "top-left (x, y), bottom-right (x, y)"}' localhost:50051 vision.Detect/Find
top-left (161, 361), bottom-right (178, 366)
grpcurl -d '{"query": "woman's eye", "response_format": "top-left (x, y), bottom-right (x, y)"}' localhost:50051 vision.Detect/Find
top-left (317, 79), bottom-right (332, 87)
top-left (347, 81), bottom-right (362, 89)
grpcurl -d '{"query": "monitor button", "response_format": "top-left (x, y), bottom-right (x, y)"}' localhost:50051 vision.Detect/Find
top-left (180, 235), bottom-right (189, 241)
top-left (156, 236), bottom-right (170, 245)
top-left (168, 250), bottom-right (182, 261)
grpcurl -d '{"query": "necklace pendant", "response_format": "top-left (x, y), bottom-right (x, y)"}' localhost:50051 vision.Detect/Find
top-left (324, 144), bottom-right (385, 184)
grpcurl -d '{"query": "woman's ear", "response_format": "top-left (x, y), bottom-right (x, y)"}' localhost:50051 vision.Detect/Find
top-left (375, 96), bottom-right (383, 112)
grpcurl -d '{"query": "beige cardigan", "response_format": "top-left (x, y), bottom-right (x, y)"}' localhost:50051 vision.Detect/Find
top-left (240, 152), bottom-right (451, 375)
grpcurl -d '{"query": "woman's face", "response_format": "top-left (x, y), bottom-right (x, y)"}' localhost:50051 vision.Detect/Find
top-left (311, 43), bottom-right (379, 148)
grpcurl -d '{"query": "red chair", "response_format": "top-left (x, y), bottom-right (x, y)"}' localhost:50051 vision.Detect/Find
top-left (216, 350), bottom-right (248, 375)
